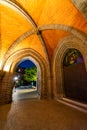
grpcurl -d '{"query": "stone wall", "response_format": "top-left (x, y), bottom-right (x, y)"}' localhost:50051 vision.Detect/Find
top-left (0, 71), bottom-right (14, 105)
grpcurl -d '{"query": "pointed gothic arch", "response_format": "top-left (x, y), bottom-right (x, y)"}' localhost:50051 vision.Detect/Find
top-left (63, 48), bottom-right (87, 102)
top-left (52, 35), bottom-right (87, 101)
top-left (0, 49), bottom-right (51, 104)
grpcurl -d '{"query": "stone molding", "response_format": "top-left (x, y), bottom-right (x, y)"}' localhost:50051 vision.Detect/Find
top-left (71, 0), bottom-right (87, 19)
top-left (52, 35), bottom-right (87, 99)
top-left (0, 49), bottom-right (51, 105)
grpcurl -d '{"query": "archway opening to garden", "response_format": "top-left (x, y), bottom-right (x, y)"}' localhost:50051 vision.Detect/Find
top-left (12, 59), bottom-right (38, 101)
top-left (63, 48), bottom-right (87, 103)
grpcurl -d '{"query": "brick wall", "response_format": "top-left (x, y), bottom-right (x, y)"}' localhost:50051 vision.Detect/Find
top-left (0, 71), bottom-right (14, 105)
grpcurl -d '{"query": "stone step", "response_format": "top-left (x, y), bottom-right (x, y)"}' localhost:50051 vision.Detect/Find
top-left (57, 98), bottom-right (87, 113)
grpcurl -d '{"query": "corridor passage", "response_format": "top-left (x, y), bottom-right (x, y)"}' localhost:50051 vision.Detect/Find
top-left (0, 99), bottom-right (87, 130)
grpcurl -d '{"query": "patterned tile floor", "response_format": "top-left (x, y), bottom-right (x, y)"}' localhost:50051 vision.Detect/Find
top-left (0, 99), bottom-right (87, 130)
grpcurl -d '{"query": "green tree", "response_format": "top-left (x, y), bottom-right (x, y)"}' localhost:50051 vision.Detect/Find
top-left (24, 67), bottom-right (37, 82)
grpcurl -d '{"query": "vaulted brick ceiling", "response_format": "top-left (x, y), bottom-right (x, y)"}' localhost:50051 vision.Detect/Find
top-left (1, 0), bottom-right (87, 63)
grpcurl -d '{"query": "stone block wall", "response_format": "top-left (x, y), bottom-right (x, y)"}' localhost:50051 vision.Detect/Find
top-left (0, 71), bottom-right (14, 105)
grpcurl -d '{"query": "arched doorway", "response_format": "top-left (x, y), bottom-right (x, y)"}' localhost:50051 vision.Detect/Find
top-left (0, 49), bottom-right (51, 105)
top-left (13, 59), bottom-right (38, 101)
top-left (12, 55), bottom-right (42, 101)
top-left (63, 48), bottom-right (87, 103)
top-left (52, 35), bottom-right (87, 103)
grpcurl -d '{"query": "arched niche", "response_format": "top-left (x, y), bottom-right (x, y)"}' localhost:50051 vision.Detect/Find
top-left (63, 48), bottom-right (87, 103)
top-left (0, 49), bottom-right (51, 104)
top-left (52, 35), bottom-right (87, 101)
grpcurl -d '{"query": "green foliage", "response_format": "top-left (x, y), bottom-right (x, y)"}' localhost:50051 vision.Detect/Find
top-left (24, 67), bottom-right (37, 82)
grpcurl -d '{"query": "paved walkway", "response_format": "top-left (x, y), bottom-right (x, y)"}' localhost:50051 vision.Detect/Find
top-left (12, 86), bottom-right (38, 101)
top-left (0, 99), bottom-right (87, 130)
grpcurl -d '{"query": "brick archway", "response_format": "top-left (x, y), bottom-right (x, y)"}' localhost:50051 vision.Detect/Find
top-left (0, 49), bottom-right (51, 105)
top-left (52, 35), bottom-right (87, 99)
